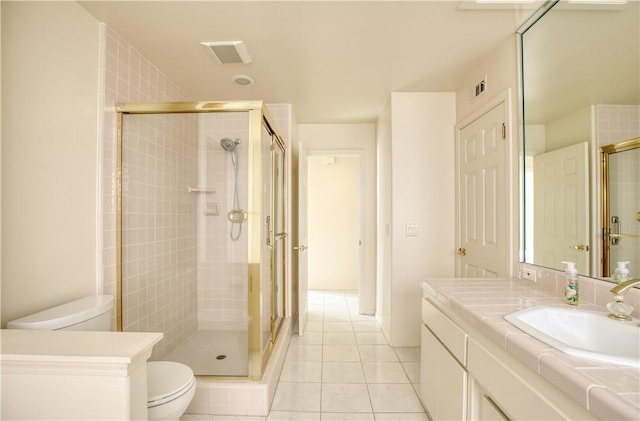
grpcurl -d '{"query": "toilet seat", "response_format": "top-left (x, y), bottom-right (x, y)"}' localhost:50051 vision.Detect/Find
top-left (147, 361), bottom-right (196, 408)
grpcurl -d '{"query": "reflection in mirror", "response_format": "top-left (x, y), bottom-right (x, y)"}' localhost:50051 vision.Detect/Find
top-left (601, 138), bottom-right (640, 280)
top-left (520, 0), bottom-right (640, 278)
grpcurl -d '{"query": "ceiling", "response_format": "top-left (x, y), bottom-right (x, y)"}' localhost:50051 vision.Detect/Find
top-left (79, 1), bottom-right (541, 124)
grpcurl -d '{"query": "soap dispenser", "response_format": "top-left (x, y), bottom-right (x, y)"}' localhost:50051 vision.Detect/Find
top-left (612, 261), bottom-right (630, 284)
top-left (562, 261), bottom-right (579, 306)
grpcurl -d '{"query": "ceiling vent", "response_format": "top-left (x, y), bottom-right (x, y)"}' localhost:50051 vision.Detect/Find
top-left (201, 41), bottom-right (252, 64)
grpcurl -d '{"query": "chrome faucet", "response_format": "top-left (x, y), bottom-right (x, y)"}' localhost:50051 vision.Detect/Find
top-left (608, 279), bottom-right (640, 321)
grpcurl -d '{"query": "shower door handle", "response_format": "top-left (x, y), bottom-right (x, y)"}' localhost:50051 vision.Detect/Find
top-left (294, 245), bottom-right (307, 252)
top-left (611, 216), bottom-right (621, 245)
top-left (571, 244), bottom-right (589, 252)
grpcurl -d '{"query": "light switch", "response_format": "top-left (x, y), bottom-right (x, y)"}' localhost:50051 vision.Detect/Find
top-left (406, 224), bottom-right (419, 237)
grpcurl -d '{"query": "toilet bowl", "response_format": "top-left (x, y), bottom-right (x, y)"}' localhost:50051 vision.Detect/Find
top-left (147, 361), bottom-right (197, 420)
top-left (7, 295), bottom-right (196, 421)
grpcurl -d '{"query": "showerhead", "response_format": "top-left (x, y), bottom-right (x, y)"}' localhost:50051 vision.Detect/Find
top-left (220, 137), bottom-right (240, 153)
top-left (220, 138), bottom-right (236, 152)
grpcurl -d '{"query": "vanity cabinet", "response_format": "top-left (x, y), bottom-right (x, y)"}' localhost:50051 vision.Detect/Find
top-left (420, 325), bottom-right (467, 420)
top-left (469, 380), bottom-right (510, 421)
top-left (420, 297), bottom-right (598, 421)
top-left (420, 298), bottom-right (468, 420)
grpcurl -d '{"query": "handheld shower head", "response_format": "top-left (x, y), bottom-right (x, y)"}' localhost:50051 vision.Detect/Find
top-left (220, 137), bottom-right (240, 153)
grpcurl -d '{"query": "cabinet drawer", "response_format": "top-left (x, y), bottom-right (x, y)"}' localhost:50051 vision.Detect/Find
top-left (468, 337), bottom-right (564, 420)
top-left (422, 298), bottom-right (467, 365)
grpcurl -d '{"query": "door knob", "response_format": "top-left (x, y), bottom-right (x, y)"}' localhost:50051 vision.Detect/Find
top-left (294, 245), bottom-right (307, 252)
top-left (457, 248), bottom-right (466, 256)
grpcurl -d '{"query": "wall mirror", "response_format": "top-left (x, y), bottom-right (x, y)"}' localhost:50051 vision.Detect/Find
top-left (520, 0), bottom-right (639, 278)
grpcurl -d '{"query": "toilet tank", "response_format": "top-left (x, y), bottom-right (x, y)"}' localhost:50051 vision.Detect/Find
top-left (6, 295), bottom-right (114, 331)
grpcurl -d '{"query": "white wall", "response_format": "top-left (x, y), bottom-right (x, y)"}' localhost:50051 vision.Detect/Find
top-left (546, 106), bottom-right (592, 151)
top-left (1, 2), bottom-right (101, 326)
top-left (298, 124), bottom-right (377, 313)
top-left (286, 107), bottom-right (299, 323)
top-left (308, 156), bottom-right (360, 290)
top-left (456, 36), bottom-right (519, 126)
top-left (389, 93), bottom-right (456, 347)
top-left (525, 125), bottom-right (546, 156)
top-left (376, 100), bottom-right (393, 337)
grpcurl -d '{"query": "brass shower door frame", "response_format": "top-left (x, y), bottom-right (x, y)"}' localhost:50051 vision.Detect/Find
top-left (115, 100), bottom-right (286, 380)
top-left (600, 136), bottom-right (640, 277)
top-left (269, 133), bottom-right (287, 349)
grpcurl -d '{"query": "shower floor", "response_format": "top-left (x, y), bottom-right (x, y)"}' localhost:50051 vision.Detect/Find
top-left (164, 329), bottom-right (248, 376)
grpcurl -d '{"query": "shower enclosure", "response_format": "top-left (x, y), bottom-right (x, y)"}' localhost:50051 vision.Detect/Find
top-left (601, 137), bottom-right (640, 278)
top-left (115, 101), bottom-right (286, 380)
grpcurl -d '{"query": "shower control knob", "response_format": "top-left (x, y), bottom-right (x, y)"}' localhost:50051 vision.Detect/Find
top-left (228, 209), bottom-right (247, 223)
top-left (294, 245), bottom-right (307, 252)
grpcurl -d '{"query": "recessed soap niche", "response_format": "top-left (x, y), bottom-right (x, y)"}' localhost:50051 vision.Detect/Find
top-left (204, 203), bottom-right (219, 215)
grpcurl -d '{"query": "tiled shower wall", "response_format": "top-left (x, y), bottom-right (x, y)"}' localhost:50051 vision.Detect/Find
top-left (595, 105), bottom-right (640, 280)
top-left (196, 113), bottom-right (249, 331)
top-left (100, 25), bottom-right (198, 358)
top-left (608, 148), bottom-right (640, 272)
top-left (121, 113), bottom-right (199, 358)
top-left (594, 104), bottom-right (640, 146)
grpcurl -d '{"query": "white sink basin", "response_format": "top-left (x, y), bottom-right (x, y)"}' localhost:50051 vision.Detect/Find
top-left (505, 305), bottom-right (640, 367)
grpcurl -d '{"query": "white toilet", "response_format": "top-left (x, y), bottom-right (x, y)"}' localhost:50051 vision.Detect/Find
top-left (7, 295), bottom-right (196, 421)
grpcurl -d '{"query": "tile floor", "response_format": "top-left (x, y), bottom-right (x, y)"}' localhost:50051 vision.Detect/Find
top-left (183, 290), bottom-right (428, 421)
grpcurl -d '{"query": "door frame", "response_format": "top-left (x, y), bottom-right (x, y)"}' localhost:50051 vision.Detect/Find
top-left (298, 147), bottom-right (365, 332)
top-left (455, 88), bottom-right (516, 278)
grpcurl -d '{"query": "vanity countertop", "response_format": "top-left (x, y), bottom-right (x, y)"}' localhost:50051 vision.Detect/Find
top-left (421, 277), bottom-right (640, 421)
top-left (0, 329), bottom-right (163, 365)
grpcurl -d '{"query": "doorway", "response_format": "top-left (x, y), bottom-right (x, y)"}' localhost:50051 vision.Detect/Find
top-left (297, 149), bottom-right (365, 335)
top-left (308, 155), bottom-right (361, 290)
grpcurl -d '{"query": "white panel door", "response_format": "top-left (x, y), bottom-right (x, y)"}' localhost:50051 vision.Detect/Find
top-left (297, 141), bottom-right (309, 336)
top-left (457, 102), bottom-right (507, 278)
top-left (533, 142), bottom-right (590, 275)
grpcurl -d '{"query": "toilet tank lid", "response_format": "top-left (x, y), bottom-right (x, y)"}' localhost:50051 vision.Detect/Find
top-left (6, 295), bottom-right (114, 330)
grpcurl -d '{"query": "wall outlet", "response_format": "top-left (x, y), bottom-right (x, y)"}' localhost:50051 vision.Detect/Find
top-left (521, 267), bottom-right (537, 282)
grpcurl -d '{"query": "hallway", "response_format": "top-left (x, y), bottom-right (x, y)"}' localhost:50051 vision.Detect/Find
top-left (184, 290), bottom-right (427, 420)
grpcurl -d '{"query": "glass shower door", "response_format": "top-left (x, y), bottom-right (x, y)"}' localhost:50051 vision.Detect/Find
top-left (258, 127), bottom-right (286, 364)
top-left (271, 139), bottom-right (286, 335)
